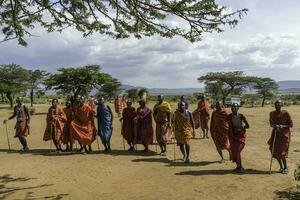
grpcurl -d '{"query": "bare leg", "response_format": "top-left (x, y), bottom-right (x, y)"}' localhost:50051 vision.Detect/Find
top-left (185, 144), bottom-right (190, 163)
top-left (179, 144), bottom-right (185, 160)
top-left (277, 159), bottom-right (283, 170)
top-left (18, 136), bottom-right (28, 151)
top-left (282, 158), bottom-right (288, 169)
top-left (217, 149), bottom-right (224, 162)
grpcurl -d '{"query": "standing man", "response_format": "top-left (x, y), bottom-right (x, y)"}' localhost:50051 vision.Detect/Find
top-left (174, 101), bottom-right (195, 163)
top-left (268, 100), bottom-right (293, 174)
top-left (210, 101), bottom-right (231, 163)
top-left (3, 97), bottom-right (30, 152)
top-left (153, 94), bottom-right (172, 156)
top-left (96, 97), bottom-right (113, 153)
top-left (43, 99), bottom-right (67, 153)
top-left (134, 100), bottom-right (154, 153)
top-left (197, 96), bottom-right (210, 139)
top-left (70, 96), bottom-right (97, 154)
top-left (228, 103), bottom-right (249, 173)
top-left (63, 101), bottom-right (73, 151)
top-left (120, 100), bottom-right (136, 151)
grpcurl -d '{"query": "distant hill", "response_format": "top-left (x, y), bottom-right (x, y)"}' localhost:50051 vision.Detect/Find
top-left (111, 80), bottom-right (300, 96)
top-left (278, 81), bottom-right (300, 90)
top-left (119, 85), bottom-right (202, 95)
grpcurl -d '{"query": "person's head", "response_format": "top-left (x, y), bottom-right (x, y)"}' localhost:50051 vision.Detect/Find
top-left (157, 94), bottom-right (164, 103)
top-left (231, 103), bottom-right (239, 115)
top-left (99, 97), bottom-right (105, 106)
top-left (178, 101), bottom-right (186, 112)
top-left (126, 100), bottom-right (132, 108)
top-left (52, 98), bottom-right (58, 108)
top-left (139, 100), bottom-right (146, 108)
top-left (200, 96), bottom-right (205, 101)
top-left (180, 95), bottom-right (185, 101)
top-left (16, 97), bottom-right (23, 106)
top-left (215, 101), bottom-right (223, 111)
top-left (76, 95), bottom-right (85, 106)
top-left (65, 100), bottom-right (71, 108)
top-left (275, 100), bottom-right (282, 112)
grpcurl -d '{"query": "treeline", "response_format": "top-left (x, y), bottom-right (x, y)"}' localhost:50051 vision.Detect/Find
top-left (0, 64), bottom-right (121, 108)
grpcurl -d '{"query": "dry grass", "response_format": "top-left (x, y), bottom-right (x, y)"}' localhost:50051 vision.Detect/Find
top-left (0, 103), bottom-right (299, 200)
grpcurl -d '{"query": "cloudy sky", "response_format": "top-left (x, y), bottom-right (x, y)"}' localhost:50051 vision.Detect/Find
top-left (0, 0), bottom-right (300, 88)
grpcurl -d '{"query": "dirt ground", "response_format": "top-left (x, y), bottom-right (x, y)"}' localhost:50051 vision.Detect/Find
top-left (0, 103), bottom-right (299, 200)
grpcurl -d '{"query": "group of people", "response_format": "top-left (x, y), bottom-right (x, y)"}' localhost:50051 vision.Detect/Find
top-left (2, 95), bottom-right (293, 174)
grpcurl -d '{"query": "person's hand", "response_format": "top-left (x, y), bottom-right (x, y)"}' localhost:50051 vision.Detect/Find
top-left (119, 118), bottom-right (123, 122)
top-left (3, 119), bottom-right (8, 124)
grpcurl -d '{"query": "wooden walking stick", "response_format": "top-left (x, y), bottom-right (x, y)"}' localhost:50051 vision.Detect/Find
top-left (96, 135), bottom-right (101, 152)
top-left (5, 123), bottom-right (11, 151)
top-left (49, 121), bottom-right (53, 152)
top-left (173, 113), bottom-right (176, 162)
top-left (269, 128), bottom-right (278, 174)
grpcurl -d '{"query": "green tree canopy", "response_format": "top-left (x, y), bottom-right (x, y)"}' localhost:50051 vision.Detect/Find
top-left (126, 88), bottom-right (139, 102)
top-left (253, 77), bottom-right (279, 107)
top-left (198, 71), bottom-right (256, 104)
top-left (96, 76), bottom-right (121, 101)
top-left (0, 64), bottom-right (30, 108)
top-left (0, 0), bottom-right (247, 46)
top-left (45, 65), bottom-right (112, 98)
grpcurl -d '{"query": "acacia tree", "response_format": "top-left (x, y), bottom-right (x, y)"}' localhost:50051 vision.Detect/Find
top-left (28, 69), bottom-right (49, 107)
top-left (126, 88), bottom-right (139, 102)
top-left (0, 0), bottom-right (247, 46)
top-left (198, 71), bottom-right (256, 104)
top-left (254, 77), bottom-right (278, 107)
top-left (97, 76), bottom-right (121, 101)
top-left (45, 65), bottom-right (117, 98)
top-left (0, 64), bottom-right (29, 108)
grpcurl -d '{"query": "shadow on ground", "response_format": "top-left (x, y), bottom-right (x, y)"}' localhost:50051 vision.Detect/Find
top-left (175, 169), bottom-right (270, 176)
top-left (275, 188), bottom-right (300, 200)
top-left (0, 174), bottom-right (67, 200)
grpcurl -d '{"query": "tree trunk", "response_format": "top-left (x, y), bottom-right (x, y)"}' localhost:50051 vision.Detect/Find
top-left (261, 96), bottom-right (266, 107)
top-left (6, 91), bottom-right (13, 108)
top-left (30, 89), bottom-right (34, 107)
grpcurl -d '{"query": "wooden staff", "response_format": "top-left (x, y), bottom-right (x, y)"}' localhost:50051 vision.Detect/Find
top-left (96, 135), bottom-right (101, 152)
top-left (5, 123), bottom-right (11, 151)
top-left (120, 120), bottom-right (125, 151)
top-left (49, 121), bottom-right (53, 152)
top-left (269, 128), bottom-right (278, 174)
top-left (173, 113), bottom-right (176, 162)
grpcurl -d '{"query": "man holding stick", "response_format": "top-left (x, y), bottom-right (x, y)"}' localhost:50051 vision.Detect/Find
top-left (120, 100), bottom-right (136, 151)
top-left (268, 100), bottom-right (293, 174)
top-left (3, 97), bottom-right (30, 152)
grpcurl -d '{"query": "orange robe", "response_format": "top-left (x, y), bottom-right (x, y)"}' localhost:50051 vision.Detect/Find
top-left (70, 103), bottom-right (97, 145)
top-left (121, 107), bottom-right (136, 144)
top-left (193, 100), bottom-right (210, 129)
top-left (175, 111), bottom-right (193, 144)
top-left (268, 110), bottom-right (293, 159)
top-left (210, 109), bottom-right (230, 150)
top-left (43, 106), bottom-right (67, 144)
top-left (63, 107), bottom-right (73, 144)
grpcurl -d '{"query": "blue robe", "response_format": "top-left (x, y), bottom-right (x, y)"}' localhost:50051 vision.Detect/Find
top-left (97, 105), bottom-right (113, 144)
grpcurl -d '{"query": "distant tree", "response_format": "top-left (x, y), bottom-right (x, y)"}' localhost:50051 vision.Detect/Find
top-left (254, 77), bottom-right (279, 107)
top-left (0, 1), bottom-right (247, 46)
top-left (45, 65), bottom-right (112, 98)
top-left (97, 77), bottom-right (121, 101)
top-left (28, 69), bottom-right (49, 107)
top-left (126, 88), bottom-right (139, 102)
top-left (0, 64), bottom-right (29, 108)
top-left (198, 71), bottom-right (256, 104)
